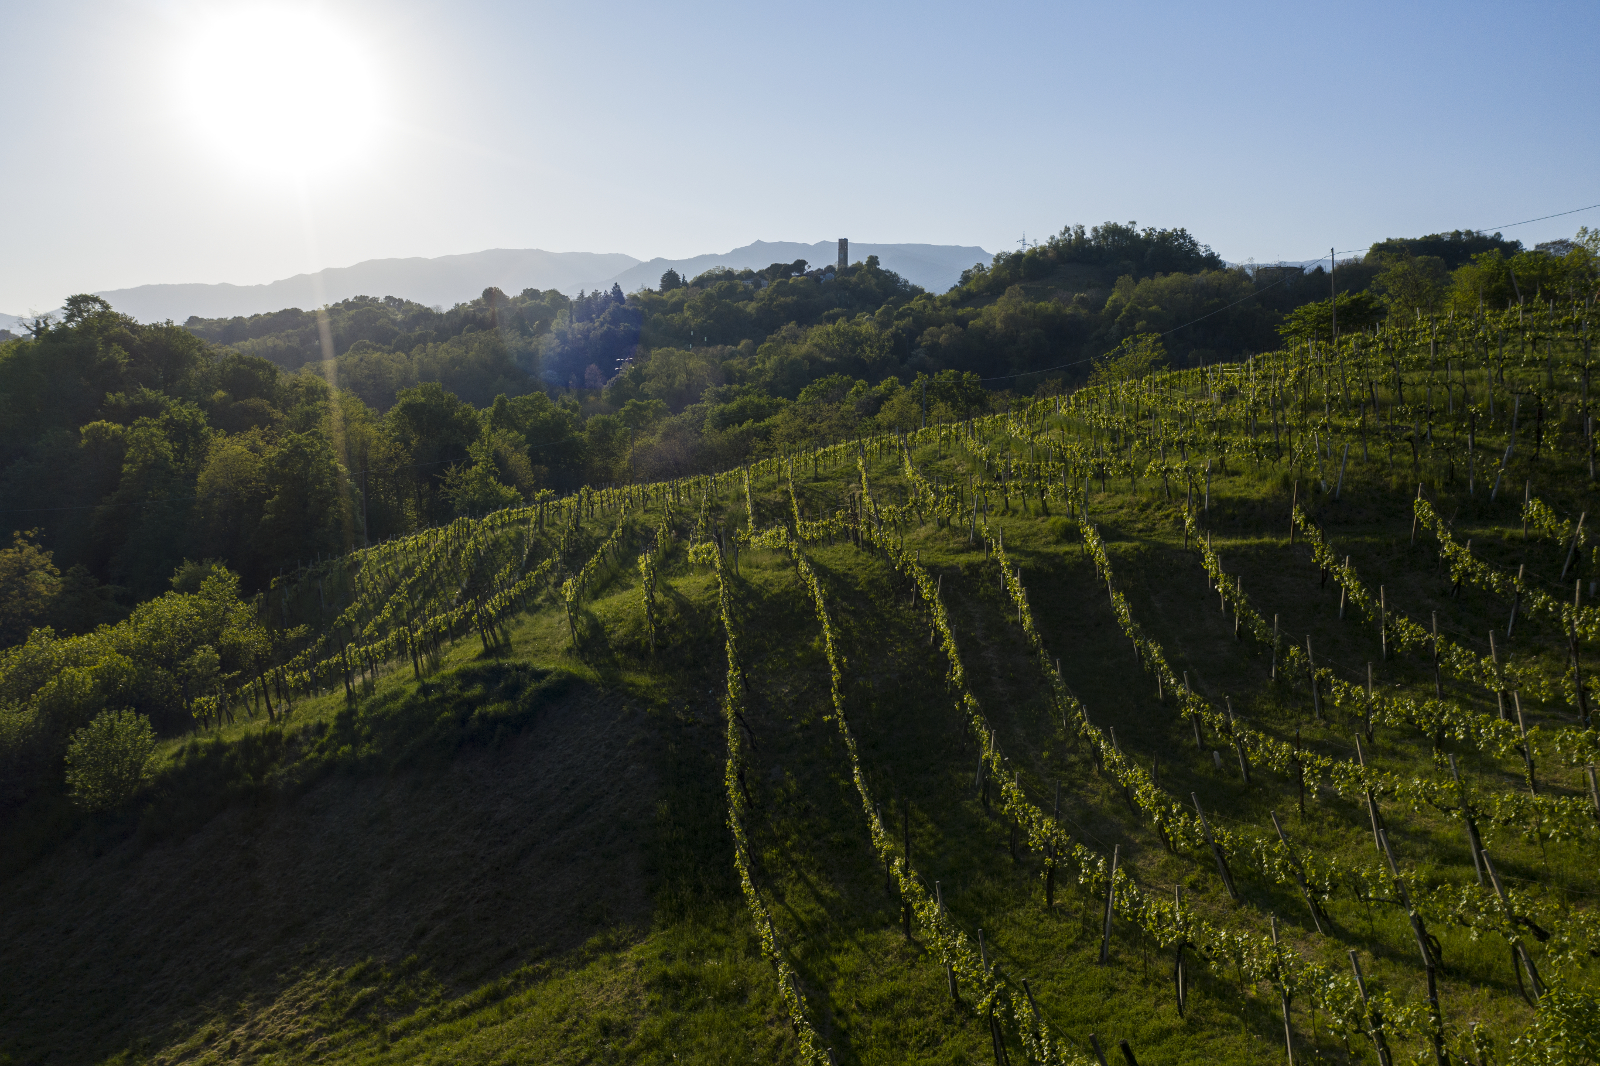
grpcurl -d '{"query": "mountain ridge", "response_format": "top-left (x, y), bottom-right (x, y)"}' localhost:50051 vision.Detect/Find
top-left (5, 241), bottom-right (995, 325)
top-left (84, 248), bottom-right (642, 324)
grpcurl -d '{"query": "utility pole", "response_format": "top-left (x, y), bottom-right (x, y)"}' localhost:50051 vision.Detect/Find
top-left (1330, 247), bottom-right (1337, 347)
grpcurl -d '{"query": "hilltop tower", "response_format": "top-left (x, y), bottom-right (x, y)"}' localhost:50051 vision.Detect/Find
top-left (838, 239), bottom-right (848, 273)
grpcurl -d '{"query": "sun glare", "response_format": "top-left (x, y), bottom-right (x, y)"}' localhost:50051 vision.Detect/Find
top-left (177, 6), bottom-right (382, 179)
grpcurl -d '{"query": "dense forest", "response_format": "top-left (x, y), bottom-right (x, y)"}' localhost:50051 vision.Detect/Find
top-left (2, 222), bottom-right (1595, 630)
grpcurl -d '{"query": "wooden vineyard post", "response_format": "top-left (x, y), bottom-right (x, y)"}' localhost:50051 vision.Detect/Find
top-left (1491, 632), bottom-right (1509, 718)
top-left (1356, 736), bottom-right (1383, 852)
top-left (1305, 636), bottom-right (1322, 719)
top-left (903, 806), bottom-right (912, 939)
top-left (1184, 673), bottom-right (1203, 749)
top-left (986, 1009), bottom-right (1008, 1066)
top-left (1099, 845), bottom-right (1118, 963)
top-left (1172, 887), bottom-right (1188, 1017)
top-left (1226, 698), bottom-right (1250, 782)
top-left (1448, 754), bottom-right (1487, 885)
top-left (1508, 564), bottom-right (1524, 637)
top-left (1379, 829), bottom-right (1447, 1066)
top-left (1562, 512), bottom-right (1587, 580)
top-left (1191, 794), bottom-right (1239, 900)
top-left (1514, 692), bottom-right (1537, 794)
top-left (1270, 811), bottom-right (1326, 934)
top-left (976, 733), bottom-right (991, 809)
top-left (1272, 615), bottom-right (1279, 679)
top-left (1349, 951), bottom-right (1395, 1066)
top-left (1423, 611), bottom-right (1440, 701)
top-left (937, 882), bottom-right (957, 1000)
top-left (1270, 915), bottom-right (1294, 1065)
top-left (1482, 851), bottom-right (1546, 1005)
top-left (1379, 585), bottom-right (1388, 659)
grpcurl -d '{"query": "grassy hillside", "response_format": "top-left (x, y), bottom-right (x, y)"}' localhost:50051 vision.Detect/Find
top-left (3, 305), bottom-right (1598, 1064)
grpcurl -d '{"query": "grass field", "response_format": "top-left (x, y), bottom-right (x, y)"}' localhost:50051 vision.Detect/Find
top-left (3, 314), bottom-right (1598, 1065)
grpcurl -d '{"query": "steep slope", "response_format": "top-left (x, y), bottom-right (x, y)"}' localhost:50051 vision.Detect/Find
top-left (0, 668), bottom-right (671, 1063)
top-left (2, 307), bottom-right (1595, 1063)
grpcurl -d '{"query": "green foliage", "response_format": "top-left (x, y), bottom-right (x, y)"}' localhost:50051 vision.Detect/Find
top-left (1369, 251), bottom-right (1450, 314)
top-left (0, 567), bottom-right (267, 804)
top-left (184, 293), bottom-right (559, 372)
top-left (324, 329), bottom-right (536, 411)
top-left (1276, 290), bottom-right (1386, 342)
top-left (63, 708), bottom-right (156, 811)
top-left (1508, 985), bottom-right (1600, 1065)
top-left (1366, 229), bottom-right (1522, 271)
top-left (1087, 333), bottom-right (1166, 387)
top-left (1099, 270), bottom-right (1273, 357)
top-left (169, 558), bottom-right (229, 594)
top-left (619, 397), bottom-right (668, 430)
top-left (442, 437), bottom-right (524, 516)
top-left (0, 531), bottom-right (61, 647)
top-left (1444, 240), bottom-right (1598, 314)
top-left (953, 221), bottom-right (1224, 299)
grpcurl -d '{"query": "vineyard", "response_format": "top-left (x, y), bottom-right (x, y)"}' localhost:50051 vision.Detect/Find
top-left (6, 303), bottom-right (1600, 1064)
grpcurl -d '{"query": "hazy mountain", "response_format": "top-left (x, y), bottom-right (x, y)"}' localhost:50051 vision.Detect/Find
top-left (3, 241), bottom-right (994, 326)
top-left (604, 240), bottom-right (992, 296)
top-left (90, 249), bottom-right (642, 323)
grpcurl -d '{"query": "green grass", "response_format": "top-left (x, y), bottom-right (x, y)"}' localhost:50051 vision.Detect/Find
top-left (1, 402), bottom-right (1596, 1065)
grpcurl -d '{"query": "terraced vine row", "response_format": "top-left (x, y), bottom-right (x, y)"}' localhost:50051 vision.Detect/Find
top-left (234, 304), bottom-right (1600, 1062)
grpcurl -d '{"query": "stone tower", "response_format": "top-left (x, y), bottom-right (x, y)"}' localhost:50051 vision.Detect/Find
top-left (838, 239), bottom-right (848, 273)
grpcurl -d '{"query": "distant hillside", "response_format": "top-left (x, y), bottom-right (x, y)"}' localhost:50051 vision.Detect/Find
top-left (605, 240), bottom-right (993, 296)
top-left (91, 249), bottom-right (642, 322)
top-left (0, 312), bottom-right (38, 336)
top-left (65, 242), bottom-right (993, 325)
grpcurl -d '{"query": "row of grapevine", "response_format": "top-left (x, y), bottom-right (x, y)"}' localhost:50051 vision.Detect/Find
top-left (767, 510), bottom-right (1091, 1065)
top-left (837, 454), bottom-right (1446, 1059)
top-left (706, 538), bottom-right (832, 1065)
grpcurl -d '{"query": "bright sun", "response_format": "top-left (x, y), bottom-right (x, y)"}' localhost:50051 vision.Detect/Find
top-left (178, 5), bottom-right (382, 178)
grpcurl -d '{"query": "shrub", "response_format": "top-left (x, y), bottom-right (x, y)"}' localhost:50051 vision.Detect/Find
top-left (1509, 985), bottom-right (1600, 1066)
top-left (64, 709), bottom-right (157, 811)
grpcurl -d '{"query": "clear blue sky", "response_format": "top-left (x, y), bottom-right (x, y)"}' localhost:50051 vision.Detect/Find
top-left (2, 0), bottom-right (1595, 314)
